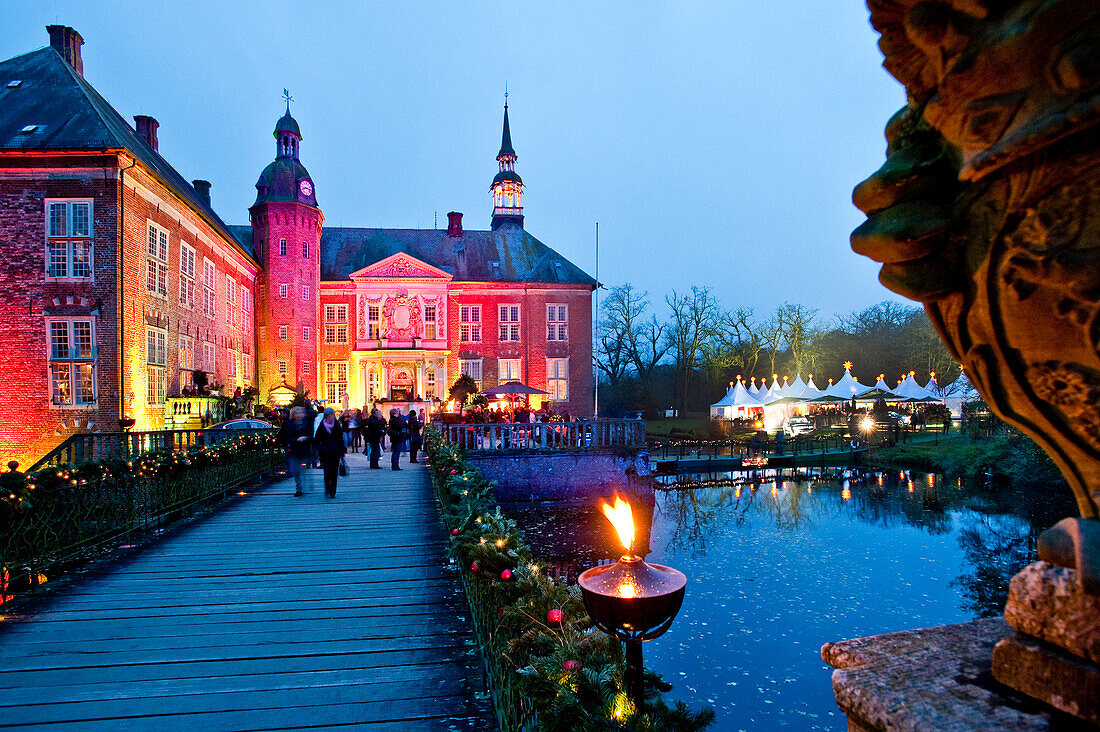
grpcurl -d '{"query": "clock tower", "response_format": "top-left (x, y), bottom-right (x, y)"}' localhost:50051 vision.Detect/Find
top-left (250, 104), bottom-right (323, 399)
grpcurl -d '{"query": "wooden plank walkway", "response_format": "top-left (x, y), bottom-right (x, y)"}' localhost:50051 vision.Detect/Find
top-left (0, 452), bottom-right (494, 731)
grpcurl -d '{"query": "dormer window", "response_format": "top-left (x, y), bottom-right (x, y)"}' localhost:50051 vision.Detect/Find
top-left (20, 124), bottom-right (38, 134)
top-left (7, 80), bottom-right (23, 88)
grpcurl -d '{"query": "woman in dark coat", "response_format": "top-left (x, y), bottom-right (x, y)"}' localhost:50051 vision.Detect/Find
top-left (365, 408), bottom-right (386, 469)
top-left (314, 407), bottom-right (346, 498)
top-left (407, 410), bottom-right (422, 464)
top-left (386, 408), bottom-right (407, 471)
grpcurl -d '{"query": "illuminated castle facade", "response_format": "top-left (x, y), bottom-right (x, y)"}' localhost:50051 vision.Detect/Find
top-left (0, 27), bottom-right (594, 465)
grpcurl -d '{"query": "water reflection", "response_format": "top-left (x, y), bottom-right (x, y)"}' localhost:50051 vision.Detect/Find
top-left (508, 468), bottom-right (1076, 730)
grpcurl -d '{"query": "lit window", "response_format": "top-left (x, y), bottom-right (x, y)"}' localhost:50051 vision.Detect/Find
top-left (203, 341), bottom-right (215, 373)
top-left (424, 305), bottom-right (438, 340)
top-left (325, 362), bottom-right (348, 403)
top-left (499, 304), bottom-right (521, 342)
top-left (178, 335), bottom-right (194, 387)
top-left (146, 222), bottom-right (170, 298)
top-left (242, 353), bottom-right (253, 381)
top-left (178, 243), bottom-right (196, 309)
top-left (227, 349), bottom-right (238, 379)
top-left (460, 359), bottom-right (482, 391)
top-left (547, 304), bottom-right (568, 341)
top-left (547, 358), bottom-right (568, 401)
top-left (425, 369), bottom-right (436, 398)
top-left (325, 304), bottom-right (348, 343)
top-left (48, 318), bottom-right (96, 405)
top-left (460, 305), bottom-right (481, 342)
top-left (202, 259), bottom-right (216, 318)
top-left (499, 358), bottom-right (521, 382)
top-left (45, 200), bottom-right (93, 280)
top-left (368, 369), bottom-right (380, 401)
top-left (367, 305), bottom-right (380, 339)
top-left (146, 326), bottom-right (167, 404)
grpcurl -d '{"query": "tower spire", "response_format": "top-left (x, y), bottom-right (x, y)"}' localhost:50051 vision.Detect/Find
top-left (491, 96), bottom-right (523, 230)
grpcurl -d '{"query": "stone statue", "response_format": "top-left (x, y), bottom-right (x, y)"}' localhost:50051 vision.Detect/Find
top-left (852, 0), bottom-right (1100, 594)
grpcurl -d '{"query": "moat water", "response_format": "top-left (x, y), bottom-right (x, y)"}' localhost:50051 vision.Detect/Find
top-left (510, 467), bottom-right (1075, 731)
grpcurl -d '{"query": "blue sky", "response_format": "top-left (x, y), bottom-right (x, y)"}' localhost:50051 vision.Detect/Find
top-left (7, 2), bottom-right (906, 320)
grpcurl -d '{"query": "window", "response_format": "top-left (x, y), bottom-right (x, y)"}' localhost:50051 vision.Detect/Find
top-left (202, 259), bottom-right (216, 318)
top-left (256, 240), bottom-right (264, 259)
top-left (302, 361), bottom-right (311, 376)
top-left (227, 349), bottom-right (238, 379)
top-left (178, 335), bottom-right (194, 386)
top-left (277, 360), bottom-right (287, 375)
top-left (203, 341), bottom-right (215, 372)
top-left (242, 353), bottom-right (253, 381)
top-left (499, 358), bottom-right (521, 382)
top-left (146, 222), bottom-right (169, 298)
top-left (368, 369), bottom-right (380, 401)
top-left (325, 362), bottom-right (347, 403)
top-left (302, 285), bottom-right (310, 301)
top-left (48, 319), bottom-right (96, 405)
top-left (302, 326), bottom-right (310, 341)
top-left (367, 305), bottom-right (380, 339)
top-left (425, 369), bottom-right (436, 399)
top-left (424, 305), bottom-right (437, 340)
top-left (279, 238), bottom-right (286, 256)
top-left (460, 359), bottom-right (482, 391)
top-left (302, 242), bottom-right (309, 258)
top-left (146, 327), bottom-right (167, 404)
top-left (260, 359), bottom-right (267, 376)
top-left (260, 325), bottom-right (267, 342)
top-left (279, 325), bottom-right (288, 340)
top-left (279, 284), bottom-right (288, 299)
top-left (325, 304), bottom-right (348, 343)
top-left (548, 358), bottom-right (569, 401)
top-left (178, 243), bottom-right (196, 309)
top-left (46, 200), bottom-right (93, 279)
top-left (226, 275), bottom-right (236, 326)
top-left (460, 305), bottom-right (481, 342)
top-left (547, 304), bottom-right (568, 341)
top-left (240, 286), bottom-right (250, 312)
top-left (499, 304), bottom-right (521, 342)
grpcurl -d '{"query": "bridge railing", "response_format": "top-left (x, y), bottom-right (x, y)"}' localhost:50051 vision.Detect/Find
top-left (438, 419), bottom-right (645, 452)
top-left (28, 429), bottom-right (238, 472)
top-left (1, 432), bottom-right (281, 610)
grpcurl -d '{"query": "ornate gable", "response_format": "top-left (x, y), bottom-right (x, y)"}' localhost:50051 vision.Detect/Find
top-left (349, 253), bottom-right (452, 281)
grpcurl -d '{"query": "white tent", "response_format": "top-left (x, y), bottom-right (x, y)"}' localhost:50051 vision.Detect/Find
top-left (709, 379), bottom-right (763, 418)
top-left (936, 372), bottom-right (981, 415)
top-left (873, 375), bottom-right (895, 393)
top-left (748, 378), bottom-right (762, 397)
top-left (800, 375), bottom-right (826, 400)
top-left (765, 375), bottom-right (782, 401)
top-left (895, 372), bottom-right (938, 400)
top-left (825, 366), bottom-right (873, 399)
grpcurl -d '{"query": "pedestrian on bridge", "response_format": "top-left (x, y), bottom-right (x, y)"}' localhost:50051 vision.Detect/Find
top-left (387, 408), bottom-right (407, 471)
top-left (365, 408), bottom-right (386, 469)
top-left (315, 408), bottom-right (346, 498)
top-left (279, 406), bottom-right (312, 497)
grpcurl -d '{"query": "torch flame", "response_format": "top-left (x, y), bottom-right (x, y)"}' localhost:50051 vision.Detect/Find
top-left (599, 493), bottom-right (635, 553)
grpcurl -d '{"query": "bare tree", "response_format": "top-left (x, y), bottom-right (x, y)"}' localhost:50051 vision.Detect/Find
top-left (701, 307), bottom-right (762, 388)
top-left (596, 317), bottom-right (630, 387)
top-left (777, 302), bottom-right (819, 375)
top-left (602, 284), bottom-right (671, 413)
top-left (666, 286), bottom-right (723, 413)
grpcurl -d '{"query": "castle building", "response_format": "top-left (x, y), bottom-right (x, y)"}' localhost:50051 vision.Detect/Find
top-left (0, 27), bottom-right (595, 465)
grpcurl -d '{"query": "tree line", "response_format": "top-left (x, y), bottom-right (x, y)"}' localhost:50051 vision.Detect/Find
top-left (596, 284), bottom-right (962, 417)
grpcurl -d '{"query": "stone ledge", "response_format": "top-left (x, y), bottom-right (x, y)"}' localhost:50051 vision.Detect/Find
top-left (992, 632), bottom-right (1100, 725)
top-left (1004, 561), bottom-right (1100, 664)
top-left (821, 618), bottom-right (1062, 731)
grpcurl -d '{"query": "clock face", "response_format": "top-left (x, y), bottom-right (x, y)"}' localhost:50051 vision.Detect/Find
top-left (299, 179), bottom-right (313, 197)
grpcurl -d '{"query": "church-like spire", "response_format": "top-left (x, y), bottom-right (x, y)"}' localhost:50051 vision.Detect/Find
top-left (491, 95), bottom-right (524, 230)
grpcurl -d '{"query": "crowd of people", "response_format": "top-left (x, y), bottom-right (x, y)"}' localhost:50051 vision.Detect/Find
top-left (277, 404), bottom-right (425, 499)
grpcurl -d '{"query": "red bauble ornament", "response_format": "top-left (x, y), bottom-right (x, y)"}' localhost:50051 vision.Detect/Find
top-left (562, 660), bottom-right (580, 671)
top-left (470, 561), bottom-right (479, 573)
top-left (546, 608), bottom-right (564, 624)
top-left (500, 569), bottom-right (512, 580)
top-left (451, 528), bottom-right (460, 536)
top-left (450, 469), bottom-right (458, 475)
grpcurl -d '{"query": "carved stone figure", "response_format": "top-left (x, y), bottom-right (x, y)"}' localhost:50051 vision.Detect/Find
top-left (853, 0), bottom-right (1100, 591)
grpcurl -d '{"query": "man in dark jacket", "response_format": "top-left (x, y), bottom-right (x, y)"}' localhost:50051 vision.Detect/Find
top-left (314, 408), bottom-right (346, 498)
top-left (365, 408), bottom-right (386, 469)
top-left (387, 408), bottom-right (407, 471)
top-left (406, 409), bottom-right (422, 463)
top-left (279, 406), bottom-right (313, 496)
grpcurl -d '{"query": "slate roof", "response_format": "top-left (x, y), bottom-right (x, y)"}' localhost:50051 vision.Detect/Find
top-left (228, 220), bottom-right (595, 287)
top-left (0, 46), bottom-right (250, 258)
top-left (498, 104), bottom-right (516, 158)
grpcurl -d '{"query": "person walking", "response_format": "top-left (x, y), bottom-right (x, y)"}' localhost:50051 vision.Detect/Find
top-left (315, 407), bottom-right (346, 498)
top-left (387, 408), bottom-right (407, 471)
top-left (407, 409), bottom-right (422, 463)
top-left (365, 408), bottom-right (386, 469)
top-left (279, 406), bottom-right (312, 496)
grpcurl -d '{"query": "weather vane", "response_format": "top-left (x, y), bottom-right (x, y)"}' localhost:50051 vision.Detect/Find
top-left (504, 82), bottom-right (508, 109)
top-left (283, 88), bottom-right (293, 112)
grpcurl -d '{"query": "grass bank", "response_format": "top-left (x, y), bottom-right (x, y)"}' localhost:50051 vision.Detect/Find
top-left (866, 431), bottom-right (1064, 487)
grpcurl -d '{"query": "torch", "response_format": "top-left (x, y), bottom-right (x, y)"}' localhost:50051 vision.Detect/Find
top-left (578, 493), bottom-right (686, 712)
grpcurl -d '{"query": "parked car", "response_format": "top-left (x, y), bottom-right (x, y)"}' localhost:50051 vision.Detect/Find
top-left (204, 418), bottom-right (275, 444)
top-left (785, 417), bottom-right (814, 436)
top-left (887, 411), bottom-right (912, 425)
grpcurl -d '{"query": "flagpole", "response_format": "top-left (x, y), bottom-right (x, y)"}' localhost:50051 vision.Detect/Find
top-left (594, 222), bottom-right (599, 419)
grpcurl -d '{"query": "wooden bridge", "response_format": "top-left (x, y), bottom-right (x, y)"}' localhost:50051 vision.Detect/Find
top-left (0, 454), bottom-right (493, 730)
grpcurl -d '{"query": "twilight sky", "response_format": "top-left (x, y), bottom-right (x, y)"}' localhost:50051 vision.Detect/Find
top-left (7, 2), bottom-right (906, 320)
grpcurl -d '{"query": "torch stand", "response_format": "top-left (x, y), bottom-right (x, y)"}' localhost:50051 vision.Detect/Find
top-left (625, 638), bottom-right (645, 711)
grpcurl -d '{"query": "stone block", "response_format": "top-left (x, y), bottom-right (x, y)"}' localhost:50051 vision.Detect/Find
top-left (1004, 561), bottom-right (1100, 665)
top-left (992, 632), bottom-right (1100, 725)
